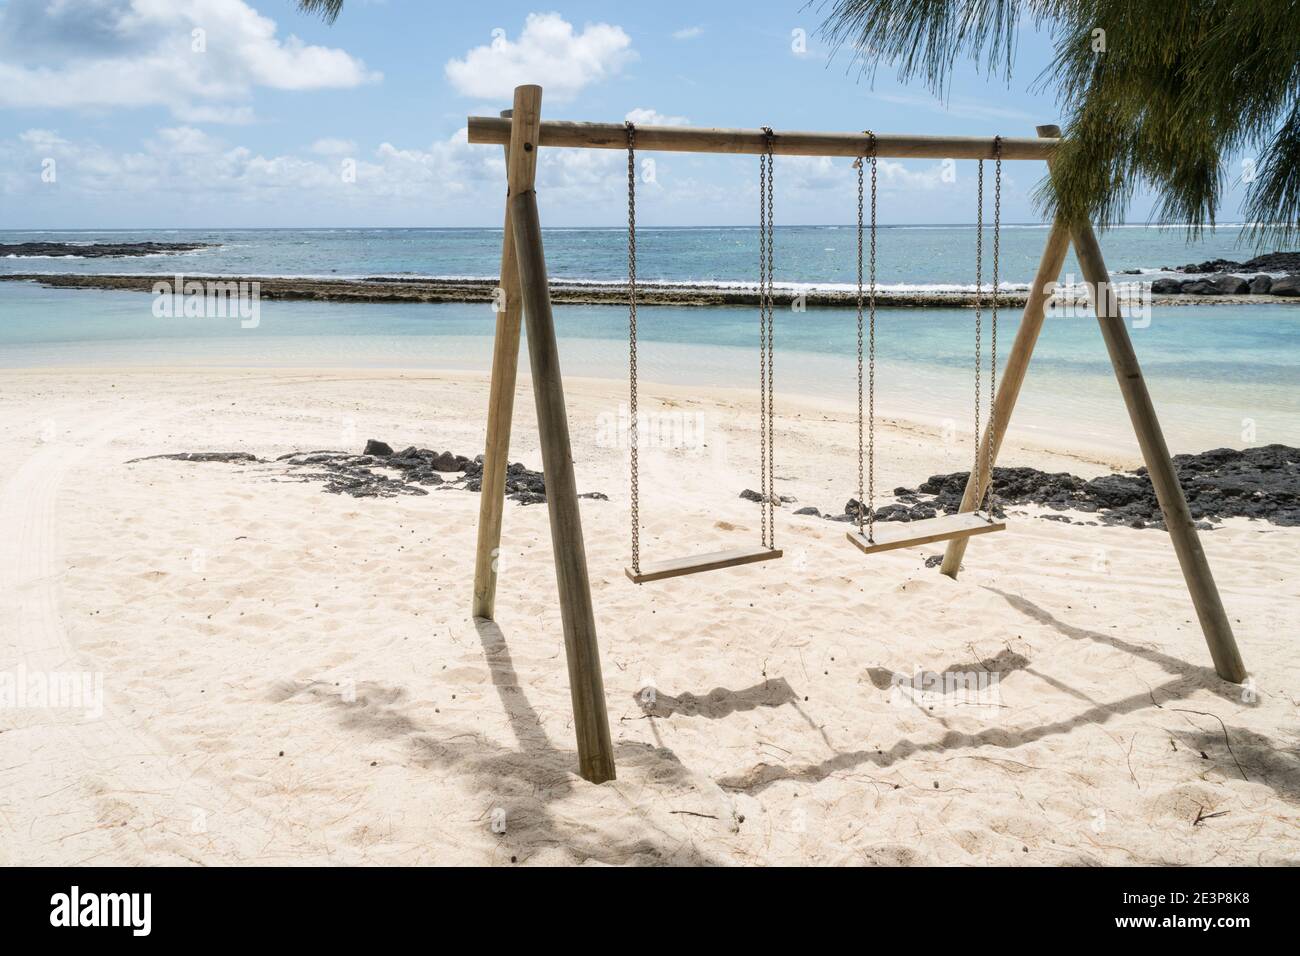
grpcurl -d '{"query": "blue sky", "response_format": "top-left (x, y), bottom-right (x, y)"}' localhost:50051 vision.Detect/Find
top-left (0, 0), bottom-right (1255, 229)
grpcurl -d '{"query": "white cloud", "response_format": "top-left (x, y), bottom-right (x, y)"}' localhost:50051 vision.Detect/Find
top-left (0, 0), bottom-right (379, 122)
top-left (0, 124), bottom-right (500, 207)
top-left (0, 119), bottom-right (660, 218)
top-left (624, 108), bottom-right (690, 127)
top-left (779, 155), bottom-right (842, 191)
top-left (150, 126), bottom-right (221, 155)
top-left (173, 104), bottom-right (257, 125)
top-left (878, 158), bottom-right (952, 191)
top-left (869, 91), bottom-right (1037, 124)
top-left (672, 26), bottom-right (704, 40)
top-left (310, 137), bottom-right (359, 156)
top-left (18, 128), bottom-right (67, 147)
top-left (444, 13), bottom-right (634, 102)
top-left (0, 122), bottom-right (983, 227)
top-left (780, 154), bottom-right (952, 194)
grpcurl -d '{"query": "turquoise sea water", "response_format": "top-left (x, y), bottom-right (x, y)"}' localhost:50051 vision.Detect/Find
top-left (0, 224), bottom-right (1286, 290)
top-left (2, 281), bottom-right (1296, 458)
top-left (1, 226), bottom-right (1296, 456)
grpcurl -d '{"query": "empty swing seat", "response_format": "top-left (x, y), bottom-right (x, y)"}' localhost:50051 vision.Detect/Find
top-left (625, 545), bottom-right (783, 584)
top-left (846, 512), bottom-right (1005, 556)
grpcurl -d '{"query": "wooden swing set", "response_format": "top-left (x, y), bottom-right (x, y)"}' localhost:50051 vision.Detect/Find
top-left (467, 84), bottom-right (1247, 784)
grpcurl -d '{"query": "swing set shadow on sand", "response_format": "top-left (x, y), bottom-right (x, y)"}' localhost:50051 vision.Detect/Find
top-left (466, 84), bottom-right (1248, 784)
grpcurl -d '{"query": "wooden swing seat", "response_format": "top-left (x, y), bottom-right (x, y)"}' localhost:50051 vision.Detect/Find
top-left (846, 512), bottom-right (1005, 555)
top-left (626, 545), bottom-right (783, 584)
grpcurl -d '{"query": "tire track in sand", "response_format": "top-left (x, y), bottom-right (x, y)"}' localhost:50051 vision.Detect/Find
top-left (0, 392), bottom-right (340, 864)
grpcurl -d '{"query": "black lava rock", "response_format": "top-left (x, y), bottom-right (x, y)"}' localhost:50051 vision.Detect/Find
top-left (430, 450), bottom-right (471, 472)
top-left (129, 452), bottom-right (264, 464)
top-left (0, 241), bottom-right (214, 258)
top-left (1169, 252), bottom-right (1300, 274)
top-left (886, 445), bottom-right (1300, 528)
top-left (1270, 275), bottom-right (1300, 296)
top-left (1209, 274), bottom-right (1250, 294)
top-left (145, 443), bottom-right (604, 503)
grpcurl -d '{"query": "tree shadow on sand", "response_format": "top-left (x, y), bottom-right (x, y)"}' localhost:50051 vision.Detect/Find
top-left (716, 589), bottom-right (1300, 808)
top-left (272, 619), bottom-right (727, 865)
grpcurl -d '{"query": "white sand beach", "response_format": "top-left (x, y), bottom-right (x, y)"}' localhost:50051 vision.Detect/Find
top-left (0, 366), bottom-right (1296, 866)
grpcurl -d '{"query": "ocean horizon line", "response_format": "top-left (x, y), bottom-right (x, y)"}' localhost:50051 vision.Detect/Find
top-left (0, 222), bottom-right (1275, 234)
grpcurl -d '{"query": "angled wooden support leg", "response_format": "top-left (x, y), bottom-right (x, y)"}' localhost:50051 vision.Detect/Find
top-left (472, 106), bottom-right (531, 620)
top-left (940, 218), bottom-right (1072, 577)
top-left (509, 124), bottom-right (616, 780)
top-left (1070, 222), bottom-right (1247, 683)
top-left (942, 124), bottom-right (1071, 579)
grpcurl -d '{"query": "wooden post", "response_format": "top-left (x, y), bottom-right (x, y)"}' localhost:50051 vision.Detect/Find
top-left (507, 88), bottom-right (616, 782)
top-left (1070, 221), bottom-right (1247, 683)
top-left (941, 125), bottom-right (1071, 578)
top-left (472, 107), bottom-right (530, 620)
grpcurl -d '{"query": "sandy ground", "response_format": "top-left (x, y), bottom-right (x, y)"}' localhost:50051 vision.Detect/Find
top-left (0, 366), bottom-right (1295, 866)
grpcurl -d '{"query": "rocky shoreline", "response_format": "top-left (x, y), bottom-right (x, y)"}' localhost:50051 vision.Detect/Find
top-left (1, 271), bottom-right (1027, 308)
top-left (130, 441), bottom-right (608, 503)
top-left (1, 241), bottom-right (214, 258)
top-left (5, 270), bottom-right (1296, 308)
top-left (1168, 251), bottom-right (1300, 274)
top-left (1152, 273), bottom-right (1300, 297)
top-left (134, 442), bottom-right (1298, 529)
top-left (1150, 251), bottom-right (1300, 297)
top-left (807, 444), bottom-right (1299, 530)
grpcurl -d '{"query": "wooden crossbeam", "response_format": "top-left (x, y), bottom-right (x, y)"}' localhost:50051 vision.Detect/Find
top-left (847, 513), bottom-right (1005, 556)
top-left (467, 117), bottom-right (1058, 160)
top-left (626, 546), bottom-right (783, 584)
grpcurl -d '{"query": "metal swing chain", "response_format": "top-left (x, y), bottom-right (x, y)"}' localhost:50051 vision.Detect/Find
top-left (867, 134), bottom-right (878, 542)
top-left (758, 127), bottom-right (776, 550)
top-left (855, 131), bottom-right (878, 540)
top-left (626, 122), bottom-right (640, 574)
top-left (759, 128), bottom-right (769, 546)
top-left (982, 137), bottom-right (1003, 518)
top-left (758, 137), bottom-right (768, 551)
top-left (973, 157), bottom-right (984, 517)
top-left (855, 149), bottom-right (864, 534)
